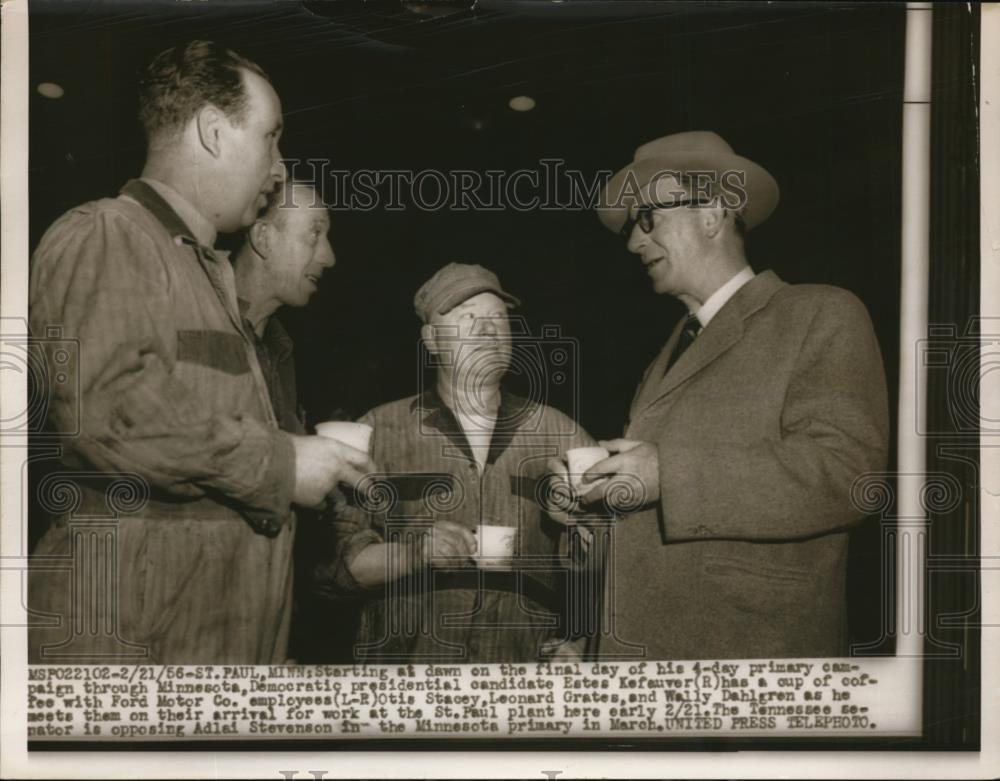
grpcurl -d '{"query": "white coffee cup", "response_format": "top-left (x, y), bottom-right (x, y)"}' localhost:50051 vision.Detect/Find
top-left (314, 421), bottom-right (373, 453)
top-left (565, 446), bottom-right (610, 491)
top-left (474, 524), bottom-right (516, 567)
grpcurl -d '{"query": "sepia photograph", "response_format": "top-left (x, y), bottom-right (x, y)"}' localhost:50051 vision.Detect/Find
top-left (0, 0), bottom-right (995, 777)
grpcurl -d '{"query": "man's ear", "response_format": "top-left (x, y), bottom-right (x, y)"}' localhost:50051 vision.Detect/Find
top-left (248, 220), bottom-right (270, 258)
top-left (421, 323), bottom-right (439, 356)
top-left (195, 104), bottom-right (225, 158)
top-left (700, 206), bottom-right (726, 239)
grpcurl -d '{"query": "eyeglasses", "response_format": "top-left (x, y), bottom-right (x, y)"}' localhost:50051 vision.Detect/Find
top-left (618, 198), bottom-right (706, 240)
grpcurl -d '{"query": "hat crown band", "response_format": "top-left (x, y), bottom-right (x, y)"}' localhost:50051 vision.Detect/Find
top-left (597, 130), bottom-right (779, 234)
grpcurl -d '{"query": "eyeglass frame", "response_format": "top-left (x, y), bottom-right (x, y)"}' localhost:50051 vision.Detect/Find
top-left (618, 198), bottom-right (711, 241)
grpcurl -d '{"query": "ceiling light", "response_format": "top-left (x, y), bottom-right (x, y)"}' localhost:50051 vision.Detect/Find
top-left (508, 95), bottom-right (536, 112)
top-left (37, 82), bottom-right (64, 99)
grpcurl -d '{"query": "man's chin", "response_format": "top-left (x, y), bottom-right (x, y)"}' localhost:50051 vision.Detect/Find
top-left (478, 347), bottom-right (512, 366)
top-left (651, 276), bottom-right (673, 295)
top-left (455, 354), bottom-right (511, 379)
top-left (240, 207), bottom-right (260, 228)
top-left (222, 210), bottom-right (256, 235)
top-left (237, 197), bottom-right (267, 229)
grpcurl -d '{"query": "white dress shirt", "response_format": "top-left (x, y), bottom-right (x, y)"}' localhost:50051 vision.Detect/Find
top-left (694, 266), bottom-right (756, 327)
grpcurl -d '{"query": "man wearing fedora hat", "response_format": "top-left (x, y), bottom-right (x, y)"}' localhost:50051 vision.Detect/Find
top-left (571, 131), bottom-right (889, 659)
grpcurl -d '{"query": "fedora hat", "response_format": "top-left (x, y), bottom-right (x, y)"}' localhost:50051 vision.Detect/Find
top-left (596, 131), bottom-right (779, 233)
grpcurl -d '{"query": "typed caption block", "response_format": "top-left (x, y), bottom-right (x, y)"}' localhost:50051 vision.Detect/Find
top-left (27, 658), bottom-right (920, 740)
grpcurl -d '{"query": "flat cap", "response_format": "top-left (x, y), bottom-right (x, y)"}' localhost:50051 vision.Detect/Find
top-left (414, 263), bottom-right (520, 322)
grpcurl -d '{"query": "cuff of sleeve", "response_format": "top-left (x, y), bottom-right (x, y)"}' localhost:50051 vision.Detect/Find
top-left (317, 529), bottom-right (383, 595)
top-left (242, 430), bottom-right (296, 533)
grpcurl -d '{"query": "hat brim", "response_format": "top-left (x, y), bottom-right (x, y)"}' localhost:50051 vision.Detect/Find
top-left (596, 150), bottom-right (779, 233)
top-left (436, 285), bottom-right (521, 316)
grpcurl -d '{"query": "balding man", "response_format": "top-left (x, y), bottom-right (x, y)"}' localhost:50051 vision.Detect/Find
top-left (233, 181), bottom-right (336, 434)
top-left (576, 131), bottom-right (889, 659)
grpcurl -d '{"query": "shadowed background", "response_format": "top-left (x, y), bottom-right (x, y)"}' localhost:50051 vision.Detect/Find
top-left (27, 0), bottom-right (905, 658)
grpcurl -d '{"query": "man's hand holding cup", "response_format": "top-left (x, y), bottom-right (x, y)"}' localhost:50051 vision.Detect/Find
top-left (542, 446), bottom-right (612, 524)
top-left (576, 438), bottom-right (660, 511)
top-left (291, 421), bottom-right (378, 510)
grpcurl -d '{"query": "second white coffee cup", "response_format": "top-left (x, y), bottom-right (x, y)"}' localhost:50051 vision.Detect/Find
top-left (474, 525), bottom-right (516, 567)
top-left (315, 421), bottom-right (373, 453)
top-left (566, 446), bottom-right (610, 489)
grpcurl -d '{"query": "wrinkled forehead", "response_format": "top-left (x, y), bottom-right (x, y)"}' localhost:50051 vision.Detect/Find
top-left (281, 183), bottom-right (323, 210)
top-left (271, 184), bottom-right (329, 227)
top-left (431, 291), bottom-right (509, 323)
top-left (242, 68), bottom-right (283, 126)
top-left (307, 203), bottom-right (331, 231)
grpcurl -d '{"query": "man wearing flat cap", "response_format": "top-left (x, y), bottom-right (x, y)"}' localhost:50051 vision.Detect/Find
top-left (573, 131), bottom-right (889, 659)
top-left (316, 263), bottom-right (597, 662)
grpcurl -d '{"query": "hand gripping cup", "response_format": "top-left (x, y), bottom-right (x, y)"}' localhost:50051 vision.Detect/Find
top-left (565, 446), bottom-right (610, 494)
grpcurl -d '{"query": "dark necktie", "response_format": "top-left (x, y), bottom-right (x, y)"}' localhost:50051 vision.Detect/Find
top-left (665, 314), bottom-right (702, 373)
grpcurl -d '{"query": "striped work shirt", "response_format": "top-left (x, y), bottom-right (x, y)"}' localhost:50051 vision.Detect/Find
top-left (320, 386), bottom-right (595, 663)
top-left (28, 179), bottom-right (296, 664)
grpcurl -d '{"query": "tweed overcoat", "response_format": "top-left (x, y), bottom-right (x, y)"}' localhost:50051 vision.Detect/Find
top-left (600, 270), bottom-right (889, 660)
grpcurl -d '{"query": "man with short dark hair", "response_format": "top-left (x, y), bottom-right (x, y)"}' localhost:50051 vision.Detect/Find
top-left (29, 41), bottom-right (374, 664)
top-left (138, 40), bottom-right (269, 142)
top-left (573, 131), bottom-right (889, 659)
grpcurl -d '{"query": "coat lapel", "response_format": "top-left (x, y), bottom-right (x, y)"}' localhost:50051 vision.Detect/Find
top-left (629, 317), bottom-right (685, 415)
top-left (631, 270), bottom-right (786, 418)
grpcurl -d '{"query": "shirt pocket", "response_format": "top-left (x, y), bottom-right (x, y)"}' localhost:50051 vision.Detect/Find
top-left (176, 329), bottom-right (250, 375)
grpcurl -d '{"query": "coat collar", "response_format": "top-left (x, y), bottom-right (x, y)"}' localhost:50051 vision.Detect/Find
top-left (138, 177), bottom-right (217, 248)
top-left (122, 177), bottom-right (248, 344)
top-left (120, 178), bottom-right (206, 249)
top-left (410, 384), bottom-right (532, 465)
top-left (237, 298), bottom-right (295, 362)
top-left (632, 269), bottom-right (786, 415)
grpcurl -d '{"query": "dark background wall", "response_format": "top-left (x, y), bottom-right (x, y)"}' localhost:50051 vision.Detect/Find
top-left (27, 0), bottom-right (905, 649)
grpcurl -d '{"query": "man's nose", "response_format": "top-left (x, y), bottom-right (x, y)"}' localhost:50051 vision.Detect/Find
top-left (270, 153), bottom-right (286, 186)
top-left (475, 317), bottom-right (498, 336)
top-left (319, 240), bottom-right (336, 268)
